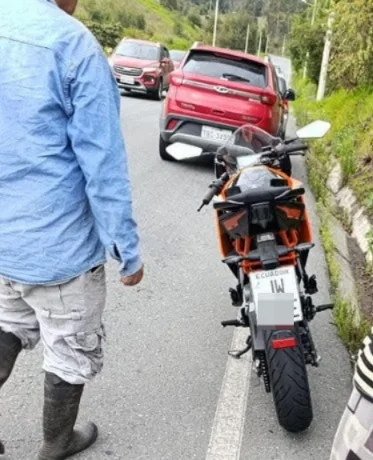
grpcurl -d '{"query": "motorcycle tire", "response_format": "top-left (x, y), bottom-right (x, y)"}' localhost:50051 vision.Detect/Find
top-left (265, 329), bottom-right (313, 433)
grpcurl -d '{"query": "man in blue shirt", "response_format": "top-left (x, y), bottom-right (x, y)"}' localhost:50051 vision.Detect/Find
top-left (0, 0), bottom-right (143, 458)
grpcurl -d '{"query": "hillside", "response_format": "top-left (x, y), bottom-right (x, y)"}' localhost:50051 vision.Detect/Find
top-left (76, 0), bottom-right (306, 55)
top-left (76, 0), bottom-right (203, 51)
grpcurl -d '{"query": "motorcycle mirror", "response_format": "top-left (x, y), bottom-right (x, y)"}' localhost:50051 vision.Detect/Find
top-left (166, 142), bottom-right (203, 160)
top-left (296, 120), bottom-right (331, 139)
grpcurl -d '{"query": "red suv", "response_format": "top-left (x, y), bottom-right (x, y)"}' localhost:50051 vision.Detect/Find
top-left (109, 39), bottom-right (174, 100)
top-left (159, 45), bottom-right (295, 160)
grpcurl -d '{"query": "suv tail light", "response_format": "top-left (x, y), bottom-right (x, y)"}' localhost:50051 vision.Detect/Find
top-left (261, 92), bottom-right (277, 106)
top-left (169, 73), bottom-right (183, 87)
top-left (166, 119), bottom-right (179, 130)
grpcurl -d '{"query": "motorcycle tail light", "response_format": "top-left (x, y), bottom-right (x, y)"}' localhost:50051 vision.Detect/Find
top-left (272, 337), bottom-right (296, 349)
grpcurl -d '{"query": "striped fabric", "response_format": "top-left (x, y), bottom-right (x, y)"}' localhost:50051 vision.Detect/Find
top-left (355, 328), bottom-right (373, 401)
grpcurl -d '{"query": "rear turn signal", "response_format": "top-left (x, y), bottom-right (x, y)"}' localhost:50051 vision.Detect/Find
top-left (272, 337), bottom-right (297, 349)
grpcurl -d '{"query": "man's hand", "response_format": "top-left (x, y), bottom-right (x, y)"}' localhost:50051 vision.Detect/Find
top-left (121, 266), bottom-right (144, 287)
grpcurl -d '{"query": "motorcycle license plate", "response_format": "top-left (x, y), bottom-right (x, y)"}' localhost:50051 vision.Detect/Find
top-left (249, 266), bottom-right (303, 322)
top-left (201, 126), bottom-right (232, 143)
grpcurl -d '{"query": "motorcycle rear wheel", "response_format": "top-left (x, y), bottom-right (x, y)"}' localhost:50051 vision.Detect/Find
top-left (265, 330), bottom-right (313, 433)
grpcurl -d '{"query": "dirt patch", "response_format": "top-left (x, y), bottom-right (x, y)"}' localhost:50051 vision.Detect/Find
top-left (347, 236), bottom-right (373, 323)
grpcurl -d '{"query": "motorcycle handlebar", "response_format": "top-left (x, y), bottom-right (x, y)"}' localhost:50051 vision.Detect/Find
top-left (202, 186), bottom-right (219, 205)
top-left (198, 173), bottom-right (229, 211)
top-left (283, 143), bottom-right (308, 155)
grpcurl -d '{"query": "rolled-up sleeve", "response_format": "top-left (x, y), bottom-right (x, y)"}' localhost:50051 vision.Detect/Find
top-left (67, 49), bottom-right (142, 277)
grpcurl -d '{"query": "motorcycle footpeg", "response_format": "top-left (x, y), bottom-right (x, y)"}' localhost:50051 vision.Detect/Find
top-left (221, 319), bottom-right (242, 328)
top-left (316, 303), bottom-right (334, 313)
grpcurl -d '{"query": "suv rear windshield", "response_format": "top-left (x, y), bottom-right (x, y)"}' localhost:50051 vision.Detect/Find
top-left (116, 42), bottom-right (160, 61)
top-left (183, 52), bottom-right (267, 88)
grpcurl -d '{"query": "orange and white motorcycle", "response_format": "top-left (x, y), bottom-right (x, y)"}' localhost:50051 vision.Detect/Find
top-left (196, 121), bottom-right (333, 433)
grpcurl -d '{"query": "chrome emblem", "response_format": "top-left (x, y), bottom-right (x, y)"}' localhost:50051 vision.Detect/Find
top-left (214, 86), bottom-right (229, 94)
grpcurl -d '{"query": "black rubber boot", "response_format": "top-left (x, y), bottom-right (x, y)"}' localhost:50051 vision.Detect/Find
top-left (0, 329), bottom-right (22, 388)
top-left (38, 373), bottom-right (98, 460)
top-left (0, 329), bottom-right (22, 456)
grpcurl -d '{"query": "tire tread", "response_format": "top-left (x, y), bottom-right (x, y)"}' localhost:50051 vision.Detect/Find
top-left (266, 330), bottom-right (313, 432)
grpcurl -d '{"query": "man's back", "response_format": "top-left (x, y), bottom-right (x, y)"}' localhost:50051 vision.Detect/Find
top-left (0, 0), bottom-right (139, 284)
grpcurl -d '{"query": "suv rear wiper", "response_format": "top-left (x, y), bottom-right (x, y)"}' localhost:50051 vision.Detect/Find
top-left (221, 73), bottom-right (251, 83)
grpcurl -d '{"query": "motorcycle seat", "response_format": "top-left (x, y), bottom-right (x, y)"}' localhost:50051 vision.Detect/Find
top-left (226, 186), bottom-right (290, 205)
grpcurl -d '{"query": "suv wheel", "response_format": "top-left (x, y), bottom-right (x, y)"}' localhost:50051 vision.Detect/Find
top-left (159, 136), bottom-right (174, 161)
top-left (152, 79), bottom-right (164, 101)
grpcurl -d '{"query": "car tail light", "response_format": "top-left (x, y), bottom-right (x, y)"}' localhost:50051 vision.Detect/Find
top-left (169, 73), bottom-right (183, 87)
top-left (261, 92), bottom-right (277, 106)
top-left (166, 119), bottom-right (178, 130)
top-left (272, 337), bottom-right (297, 349)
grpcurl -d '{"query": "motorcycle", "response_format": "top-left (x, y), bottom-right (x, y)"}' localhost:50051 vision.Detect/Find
top-left (196, 121), bottom-right (333, 433)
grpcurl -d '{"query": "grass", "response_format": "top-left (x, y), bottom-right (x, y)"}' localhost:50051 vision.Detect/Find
top-left (318, 208), bottom-right (370, 358)
top-left (293, 76), bottom-right (373, 219)
top-left (293, 74), bottom-right (372, 355)
top-left (334, 297), bottom-right (371, 358)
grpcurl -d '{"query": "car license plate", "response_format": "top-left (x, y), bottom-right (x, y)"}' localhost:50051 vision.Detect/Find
top-left (120, 75), bottom-right (135, 85)
top-left (201, 126), bottom-right (232, 143)
top-left (249, 266), bottom-right (303, 321)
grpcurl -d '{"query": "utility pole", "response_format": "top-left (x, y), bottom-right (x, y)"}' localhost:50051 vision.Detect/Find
top-left (257, 28), bottom-right (263, 56)
top-left (317, 12), bottom-right (334, 101)
top-left (244, 24), bottom-right (250, 53)
top-left (282, 35), bottom-right (287, 56)
top-left (212, 0), bottom-right (220, 47)
top-left (303, 0), bottom-right (318, 79)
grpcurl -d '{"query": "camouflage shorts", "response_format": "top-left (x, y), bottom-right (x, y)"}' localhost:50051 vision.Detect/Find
top-left (0, 266), bottom-right (106, 385)
top-left (330, 386), bottom-right (373, 460)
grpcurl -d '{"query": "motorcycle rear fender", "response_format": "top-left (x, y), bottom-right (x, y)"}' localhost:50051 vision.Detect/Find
top-left (248, 304), bottom-right (299, 352)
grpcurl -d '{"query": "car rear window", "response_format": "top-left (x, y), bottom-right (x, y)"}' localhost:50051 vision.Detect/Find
top-left (182, 52), bottom-right (267, 88)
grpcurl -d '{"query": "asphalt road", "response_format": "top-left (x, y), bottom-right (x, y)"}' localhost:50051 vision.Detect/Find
top-left (1, 61), bottom-right (352, 460)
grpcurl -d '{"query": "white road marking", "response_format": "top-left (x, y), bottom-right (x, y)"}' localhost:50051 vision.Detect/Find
top-left (206, 327), bottom-right (252, 460)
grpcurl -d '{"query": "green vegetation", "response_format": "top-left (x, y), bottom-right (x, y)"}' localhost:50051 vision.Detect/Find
top-left (75, 0), bottom-right (310, 56)
top-left (313, 187), bottom-right (370, 357)
top-left (76, 0), bottom-right (203, 51)
top-left (290, 0), bottom-right (373, 350)
top-left (334, 297), bottom-right (371, 358)
top-left (292, 74), bottom-right (373, 356)
top-left (293, 77), bottom-right (373, 219)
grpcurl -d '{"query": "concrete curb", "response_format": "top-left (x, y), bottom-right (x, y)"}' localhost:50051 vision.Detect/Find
top-left (327, 159), bottom-right (373, 265)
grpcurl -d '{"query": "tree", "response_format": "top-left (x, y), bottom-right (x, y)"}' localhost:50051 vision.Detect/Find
top-left (329, 0), bottom-right (373, 89)
top-left (289, 13), bottom-right (326, 84)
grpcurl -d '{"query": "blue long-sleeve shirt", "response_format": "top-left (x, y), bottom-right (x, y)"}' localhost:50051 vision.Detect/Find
top-left (0, 0), bottom-right (141, 284)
